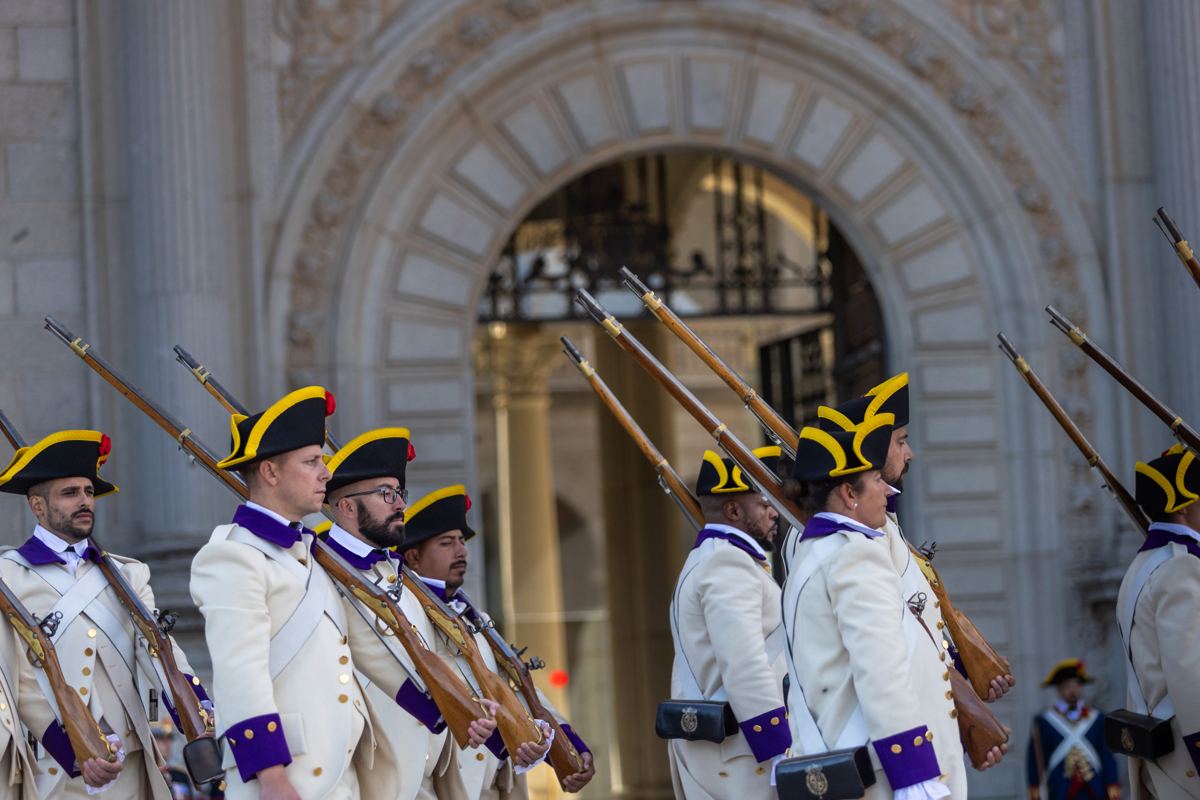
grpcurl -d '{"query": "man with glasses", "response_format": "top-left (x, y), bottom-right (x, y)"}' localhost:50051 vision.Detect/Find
top-left (321, 428), bottom-right (498, 800)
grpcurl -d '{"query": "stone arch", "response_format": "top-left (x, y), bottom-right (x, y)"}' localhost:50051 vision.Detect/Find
top-left (267, 0), bottom-right (1112, 746)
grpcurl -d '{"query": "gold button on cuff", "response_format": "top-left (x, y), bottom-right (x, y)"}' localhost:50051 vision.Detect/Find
top-left (890, 744), bottom-right (902, 754)
top-left (949, 709), bottom-right (958, 719)
top-left (267, 722), bottom-right (278, 733)
top-left (339, 656), bottom-right (349, 665)
top-left (87, 629), bottom-right (97, 638)
top-left (753, 724), bottom-right (762, 732)
top-left (926, 731), bottom-right (933, 742)
top-left (228, 739), bottom-right (236, 746)
top-left (913, 737), bottom-right (924, 746)
top-left (338, 694), bottom-right (349, 703)
top-left (244, 730), bottom-right (254, 740)
top-left (476, 753), bottom-right (485, 762)
top-left (313, 767), bottom-right (323, 777)
top-left (339, 674), bottom-right (350, 684)
top-left (192, 676), bottom-right (201, 685)
top-left (770, 716), bottom-right (780, 726)
top-left (84, 648), bottom-right (93, 657)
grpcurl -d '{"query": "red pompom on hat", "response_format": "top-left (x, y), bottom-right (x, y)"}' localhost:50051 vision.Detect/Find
top-left (407, 442), bottom-right (416, 462)
top-left (324, 391), bottom-right (336, 416)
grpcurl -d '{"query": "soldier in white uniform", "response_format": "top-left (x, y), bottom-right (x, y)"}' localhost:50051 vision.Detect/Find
top-left (1115, 444), bottom-right (1200, 799)
top-left (401, 485), bottom-right (585, 800)
top-left (191, 387), bottom-right (434, 800)
top-left (0, 429), bottom-right (204, 799)
top-left (665, 445), bottom-right (791, 800)
top-left (320, 427), bottom-right (497, 800)
top-left (781, 411), bottom-right (1005, 800)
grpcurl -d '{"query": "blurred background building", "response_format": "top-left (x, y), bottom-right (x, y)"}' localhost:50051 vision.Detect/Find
top-left (0, 1), bottom-right (1194, 797)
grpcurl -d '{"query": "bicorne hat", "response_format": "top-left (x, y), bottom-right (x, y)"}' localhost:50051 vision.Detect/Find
top-left (1135, 443), bottom-right (1200, 516)
top-left (401, 485), bottom-right (476, 551)
top-left (792, 413), bottom-right (894, 482)
top-left (325, 427), bottom-right (415, 496)
top-left (695, 445), bottom-right (782, 496)
top-left (0, 430), bottom-right (118, 497)
top-left (216, 386), bottom-right (334, 470)
top-left (1041, 658), bottom-right (1095, 687)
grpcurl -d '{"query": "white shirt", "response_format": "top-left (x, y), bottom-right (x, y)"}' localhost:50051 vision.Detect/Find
top-left (327, 523), bottom-right (397, 564)
top-left (33, 524), bottom-right (93, 576)
top-left (244, 500), bottom-right (301, 528)
top-left (1147, 521), bottom-right (1200, 544)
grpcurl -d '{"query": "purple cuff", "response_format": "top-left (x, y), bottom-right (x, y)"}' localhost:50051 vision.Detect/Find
top-left (1184, 730), bottom-right (1200, 774)
top-left (223, 713), bottom-right (291, 782)
top-left (483, 728), bottom-right (506, 760)
top-left (561, 723), bottom-right (590, 756)
top-left (41, 721), bottom-right (80, 777)
top-left (948, 645), bottom-right (967, 680)
top-left (873, 726), bottom-right (940, 790)
top-left (395, 679), bottom-right (446, 732)
top-left (185, 673), bottom-right (211, 705)
top-left (162, 694), bottom-right (183, 732)
top-left (738, 707), bottom-right (791, 762)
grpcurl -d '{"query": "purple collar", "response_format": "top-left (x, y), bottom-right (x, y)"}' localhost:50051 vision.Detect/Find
top-left (16, 536), bottom-right (100, 567)
top-left (318, 532), bottom-right (389, 570)
top-left (1139, 528), bottom-right (1200, 558)
top-left (419, 578), bottom-right (481, 621)
top-left (799, 513), bottom-right (884, 542)
top-left (886, 494), bottom-right (898, 514)
top-left (232, 504), bottom-right (308, 549)
top-left (692, 527), bottom-right (766, 562)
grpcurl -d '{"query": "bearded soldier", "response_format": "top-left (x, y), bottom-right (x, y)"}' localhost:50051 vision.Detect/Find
top-left (401, 485), bottom-right (590, 800)
top-left (664, 445), bottom-right (790, 799)
top-left (0, 430), bottom-right (199, 798)
top-left (320, 428), bottom-right (497, 800)
top-left (1115, 444), bottom-right (1200, 800)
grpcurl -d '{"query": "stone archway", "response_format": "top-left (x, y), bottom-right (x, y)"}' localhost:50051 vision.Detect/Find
top-left (267, 1), bottom-right (1114, 793)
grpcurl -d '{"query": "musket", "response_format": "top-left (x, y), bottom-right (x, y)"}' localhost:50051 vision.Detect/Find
top-left (561, 335), bottom-right (703, 530)
top-left (1045, 306), bottom-right (1200, 455)
top-left (574, 289), bottom-right (806, 534)
top-left (619, 268), bottom-right (801, 456)
top-left (998, 333), bottom-right (1149, 534)
top-left (45, 324), bottom-right (522, 753)
top-left (168, 346), bottom-right (551, 762)
top-left (1153, 207), bottom-right (1200, 291)
top-left (0, 403), bottom-right (220, 784)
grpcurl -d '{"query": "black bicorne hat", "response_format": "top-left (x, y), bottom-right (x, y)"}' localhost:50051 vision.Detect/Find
top-left (865, 373), bottom-right (909, 428)
top-left (325, 427), bottom-right (415, 496)
top-left (401, 485), bottom-right (476, 551)
top-left (1135, 444), bottom-right (1200, 516)
top-left (217, 386), bottom-right (334, 469)
top-left (695, 445), bottom-right (782, 496)
top-left (792, 413), bottom-right (894, 482)
top-left (1041, 658), bottom-right (1095, 687)
top-left (0, 430), bottom-right (118, 497)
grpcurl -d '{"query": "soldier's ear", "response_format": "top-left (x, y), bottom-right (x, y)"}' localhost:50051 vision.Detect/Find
top-left (722, 497), bottom-right (743, 521)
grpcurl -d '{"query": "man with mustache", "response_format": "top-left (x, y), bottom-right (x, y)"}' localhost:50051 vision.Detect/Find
top-left (664, 446), bottom-right (789, 800)
top-left (0, 429), bottom-right (203, 798)
top-left (320, 428), bottom-right (498, 800)
top-left (401, 486), bottom-right (593, 800)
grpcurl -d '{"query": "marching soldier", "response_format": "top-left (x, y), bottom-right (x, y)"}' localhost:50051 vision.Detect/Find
top-left (664, 446), bottom-right (790, 799)
top-left (401, 485), bottom-right (590, 800)
top-left (0, 429), bottom-right (199, 798)
top-left (320, 427), bottom-right (497, 800)
top-left (781, 412), bottom-right (1004, 800)
top-left (190, 387), bottom-right (413, 800)
top-left (1026, 659), bottom-right (1119, 800)
top-left (1115, 444), bottom-right (1200, 800)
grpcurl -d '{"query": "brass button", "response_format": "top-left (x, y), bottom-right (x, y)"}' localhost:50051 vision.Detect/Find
top-left (476, 753), bottom-right (485, 762)
top-left (1, 703), bottom-right (7, 711)
top-left (1189, 770), bottom-right (1197, 779)
top-left (313, 767), bottom-right (323, 777)
top-left (913, 736), bottom-right (923, 746)
top-left (339, 674), bottom-right (350, 684)
top-left (340, 635), bottom-right (348, 645)
top-left (82, 667), bottom-right (91, 676)
top-left (339, 656), bottom-right (349, 665)
top-left (753, 724), bottom-right (762, 732)
top-left (387, 575), bottom-right (397, 583)
top-left (890, 744), bottom-right (902, 754)
top-left (941, 639), bottom-right (949, 650)
top-left (87, 629), bottom-right (97, 638)
top-left (228, 739), bottom-right (236, 746)
top-left (942, 671), bottom-right (950, 681)
top-left (79, 687), bottom-right (88, 696)
top-left (936, 621), bottom-right (945, 630)
top-left (934, 600), bottom-right (940, 608)
top-left (718, 771), bottom-right (728, 778)
top-left (756, 766), bottom-right (765, 775)
top-left (84, 648), bottom-right (93, 657)
top-left (244, 730), bottom-right (254, 740)
top-left (770, 716), bottom-right (780, 726)
top-left (949, 709), bottom-right (958, 719)
top-left (48, 768), bottom-right (57, 775)
top-left (939, 653), bottom-right (947, 663)
top-left (945, 690), bottom-right (953, 700)
top-left (192, 676), bottom-right (201, 685)
top-left (267, 722), bottom-right (277, 733)
top-left (338, 694), bottom-right (349, 703)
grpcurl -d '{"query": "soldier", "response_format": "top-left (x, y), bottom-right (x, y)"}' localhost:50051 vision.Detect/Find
top-left (782, 412), bottom-right (1004, 800)
top-left (320, 427), bottom-right (497, 800)
top-left (0, 429), bottom-right (211, 799)
top-left (190, 386), bottom-right (419, 800)
top-left (663, 445), bottom-right (790, 800)
top-left (1026, 659), bottom-right (1119, 800)
top-left (1115, 444), bottom-right (1200, 800)
top-left (401, 485), bottom-right (590, 800)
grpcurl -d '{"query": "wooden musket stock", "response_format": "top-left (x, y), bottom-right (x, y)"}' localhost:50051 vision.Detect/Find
top-left (1154, 207), bottom-right (1200, 291)
top-left (998, 333), bottom-right (1149, 534)
top-left (170, 345), bottom-right (550, 760)
top-left (574, 289), bottom-right (807, 534)
top-left (619, 268), bottom-right (801, 456)
top-left (561, 335), bottom-right (703, 530)
top-left (1045, 305), bottom-right (1200, 455)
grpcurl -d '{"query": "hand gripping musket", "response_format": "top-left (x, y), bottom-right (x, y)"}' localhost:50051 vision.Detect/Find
top-left (0, 398), bottom-right (221, 784)
top-left (619, 268), bottom-right (801, 456)
top-left (1153, 207), bottom-right (1200, 291)
top-left (575, 288), bottom-right (807, 534)
top-left (47, 329), bottom-right (527, 754)
top-left (1045, 305), bottom-right (1200, 456)
top-left (169, 348), bottom-right (559, 768)
top-left (998, 333), bottom-right (1150, 534)
top-left (561, 336), bottom-right (704, 531)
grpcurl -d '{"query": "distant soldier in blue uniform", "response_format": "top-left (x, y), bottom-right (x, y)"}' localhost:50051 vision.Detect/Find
top-left (1026, 659), bottom-right (1120, 800)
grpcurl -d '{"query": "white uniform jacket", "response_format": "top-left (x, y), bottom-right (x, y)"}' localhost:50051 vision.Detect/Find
top-left (0, 528), bottom-right (204, 800)
top-left (0, 620), bottom-right (52, 799)
top-left (1115, 523), bottom-right (1200, 800)
top-left (781, 513), bottom-right (956, 799)
top-left (667, 524), bottom-right (790, 800)
top-left (190, 504), bottom-right (409, 800)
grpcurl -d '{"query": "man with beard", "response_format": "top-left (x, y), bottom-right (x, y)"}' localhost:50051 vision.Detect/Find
top-left (1026, 659), bottom-right (1119, 800)
top-left (664, 445), bottom-right (789, 800)
top-left (320, 427), bottom-right (498, 800)
top-left (401, 485), bottom-right (589, 800)
top-left (0, 429), bottom-right (201, 798)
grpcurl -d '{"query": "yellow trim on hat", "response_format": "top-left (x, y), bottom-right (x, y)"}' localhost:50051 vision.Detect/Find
top-left (0, 430), bottom-right (107, 487)
top-left (407, 484), bottom-right (466, 521)
top-left (1136, 460), bottom-right (1191, 513)
top-left (816, 406), bottom-right (856, 432)
top-left (217, 386), bottom-right (328, 469)
top-left (865, 373), bottom-right (909, 418)
top-left (799, 427), bottom-right (855, 476)
top-left (1041, 658), bottom-right (1089, 687)
top-left (703, 450), bottom-right (752, 494)
top-left (1175, 449), bottom-right (1199, 506)
top-left (851, 412), bottom-right (895, 468)
top-left (325, 427), bottom-right (412, 475)
top-left (752, 445), bottom-right (782, 460)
